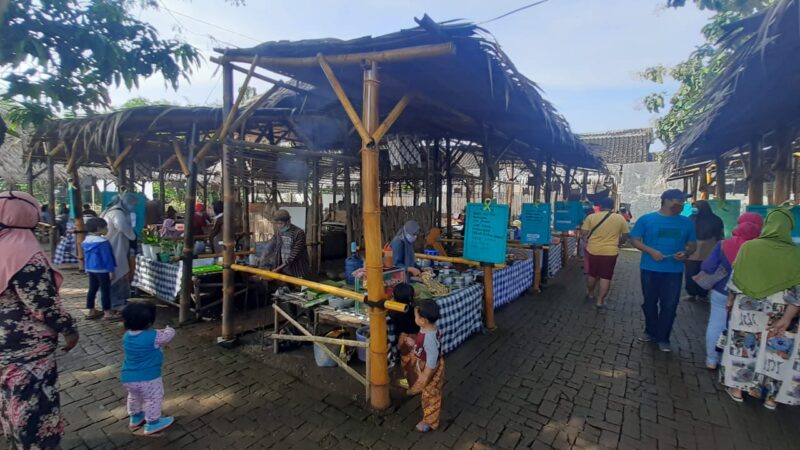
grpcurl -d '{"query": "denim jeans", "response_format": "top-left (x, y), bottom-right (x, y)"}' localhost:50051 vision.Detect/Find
top-left (640, 270), bottom-right (683, 344)
top-left (705, 289), bottom-right (728, 366)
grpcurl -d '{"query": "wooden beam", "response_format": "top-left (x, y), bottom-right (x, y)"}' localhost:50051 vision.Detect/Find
top-left (220, 42), bottom-right (455, 67)
top-left (111, 143), bottom-right (135, 171)
top-left (748, 136), bottom-right (764, 205)
top-left (317, 54), bottom-right (371, 143)
top-left (46, 142), bottom-right (65, 157)
top-left (210, 57), bottom-right (311, 95)
top-left (159, 154), bottom-right (178, 171)
top-left (173, 141), bottom-right (190, 177)
top-left (715, 156), bottom-right (727, 200)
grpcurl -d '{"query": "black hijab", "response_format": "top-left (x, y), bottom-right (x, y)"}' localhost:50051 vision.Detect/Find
top-left (692, 200), bottom-right (724, 240)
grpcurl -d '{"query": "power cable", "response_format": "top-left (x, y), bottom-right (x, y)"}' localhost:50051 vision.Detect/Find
top-left (478, 0), bottom-right (551, 25)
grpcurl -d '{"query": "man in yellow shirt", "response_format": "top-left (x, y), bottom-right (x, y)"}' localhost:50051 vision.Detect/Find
top-left (580, 197), bottom-right (629, 308)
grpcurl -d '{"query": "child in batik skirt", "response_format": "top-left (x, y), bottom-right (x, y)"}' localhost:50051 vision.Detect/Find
top-left (121, 303), bottom-right (175, 435)
top-left (406, 300), bottom-right (444, 432)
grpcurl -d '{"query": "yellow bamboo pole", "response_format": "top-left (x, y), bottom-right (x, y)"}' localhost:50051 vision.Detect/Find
top-left (371, 94), bottom-right (411, 143)
top-left (414, 253), bottom-right (505, 269)
top-left (173, 141), bottom-right (190, 177)
top-left (47, 142), bottom-right (65, 157)
top-left (223, 42), bottom-right (455, 66)
top-left (111, 143), bottom-right (134, 170)
top-left (318, 54), bottom-right (371, 143)
top-left (159, 154), bottom-right (178, 171)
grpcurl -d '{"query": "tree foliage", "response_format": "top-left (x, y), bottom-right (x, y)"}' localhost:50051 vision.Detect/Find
top-left (642, 0), bottom-right (775, 144)
top-left (0, 0), bottom-right (202, 125)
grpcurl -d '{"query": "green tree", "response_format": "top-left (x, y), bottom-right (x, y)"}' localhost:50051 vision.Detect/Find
top-left (119, 97), bottom-right (176, 109)
top-left (642, 0), bottom-right (775, 144)
top-left (0, 0), bottom-right (201, 125)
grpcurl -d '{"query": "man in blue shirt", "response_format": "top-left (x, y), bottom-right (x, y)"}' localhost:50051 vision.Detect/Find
top-left (630, 189), bottom-right (697, 352)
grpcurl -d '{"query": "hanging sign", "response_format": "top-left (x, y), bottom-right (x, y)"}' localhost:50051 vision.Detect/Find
top-left (553, 201), bottom-right (576, 231)
top-left (464, 200), bottom-right (510, 264)
top-left (520, 203), bottom-right (551, 245)
top-left (709, 199), bottom-right (741, 239)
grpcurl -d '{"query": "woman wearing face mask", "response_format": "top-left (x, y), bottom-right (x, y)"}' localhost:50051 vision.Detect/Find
top-left (101, 193), bottom-right (138, 315)
top-left (391, 220), bottom-right (422, 277)
top-left (684, 200), bottom-right (724, 302)
top-left (268, 209), bottom-right (310, 279)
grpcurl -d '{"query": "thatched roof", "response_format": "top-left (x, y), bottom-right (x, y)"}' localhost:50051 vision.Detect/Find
top-left (216, 15), bottom-right (602, 170)
top-left (668, 0), bottom-right (800, 168)
top-left (1, 131), bottom-right (109, 185)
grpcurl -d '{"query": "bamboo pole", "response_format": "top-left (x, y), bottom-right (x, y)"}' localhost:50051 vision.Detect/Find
top-left (194, 56), bottom-right (259, 165)
top-left (173, 141), bottom-right (190, 177)
top-left (46, 153), bottom-right (57, 258)
top-left (544, 157), bottom-right (553, 203)
top-left (272, 332), bottom-right (369, 348)
top-left (311, 158), bottom-right (321, 276)
top-left (414, 253), bottom-right (505, 268)
top-left (446, 140), bottom-right (453, 237)
top-left (772, 130), bottom-right (794, 205)
top-left (318, 54), bottom-right (371, 143)
top-left (272, 304), bottom-right (367, 386)
top-left (111, 143), bottom-right (135, 171)
top-left (68, 158), bottom-right (85, 271)
top-left (180, 124), bottom-right (198, 324)
top-left (220, 63), bottom-right (236, 341)
top-left (481, 140), bottom-right (496, 330)
top-left (715, 156), bottom-right (727, 200)
top-left (46, 142), bottom-right (65, 157)
top-left (371, 94), bottom-right (411, 143)
top-left (344, 164), bottom-right (352, 245)
top-left (222, 42), bottom-right (455, 67)
top-left (361, 60), bottom-right (391, 410)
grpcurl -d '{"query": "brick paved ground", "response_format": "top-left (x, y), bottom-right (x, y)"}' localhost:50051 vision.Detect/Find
top-left (26, 249), bottom-right (800, 449)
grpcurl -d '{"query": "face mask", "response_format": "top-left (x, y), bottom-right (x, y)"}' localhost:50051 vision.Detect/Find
top-left (405, 233), bottom-right (416, 243)
top-left (281, 226), bottom-right (289, 232)
top-left (669, 203), bottom-right (684, 214)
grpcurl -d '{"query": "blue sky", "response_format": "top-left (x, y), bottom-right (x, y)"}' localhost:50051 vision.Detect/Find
top-left (114, 0), bottom-right (712, 139)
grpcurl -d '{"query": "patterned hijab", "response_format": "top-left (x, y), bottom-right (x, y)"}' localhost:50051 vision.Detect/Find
top-left (0, 191), bottom-right (63, 293)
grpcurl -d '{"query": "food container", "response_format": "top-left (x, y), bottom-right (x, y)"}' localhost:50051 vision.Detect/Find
top-left (462, 273), bottom-right (474, 284)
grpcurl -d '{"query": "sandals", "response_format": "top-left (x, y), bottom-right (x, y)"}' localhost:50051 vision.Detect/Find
top-left (415, 422), bottom-right (432, 433)
top-left (85, 309), bottom-right (104, 320)
top-left (726, 388), bottom-right (744, 403)
top-left (103, 311), bottom-right (123, 322)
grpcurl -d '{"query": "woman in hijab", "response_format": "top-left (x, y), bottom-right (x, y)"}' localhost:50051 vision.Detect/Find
top-left (721, 207), bottom-right (800, 409)
top-left (685, 200), bottom-right (724, 301)
top-left (391, 220), bottom-right (421, 277)
top-left (700, 212), bottom-right (763, 370)
top-left (101, 193), bottom-right (138, 314)
top-left (0, 191), bottom-right (78, 449)
top-left (159, 206), bottom-right (181, 239)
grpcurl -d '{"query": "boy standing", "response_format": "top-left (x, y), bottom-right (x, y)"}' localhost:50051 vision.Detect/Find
top-left (82, 217), bottom-right (117, 320)
top-left (407, 300), bottom-right (444, 433)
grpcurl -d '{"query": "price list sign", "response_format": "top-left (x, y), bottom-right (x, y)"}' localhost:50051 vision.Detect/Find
top-left (464, 201), bottom-right (510, 264)
top-left (520, 203), bottom-right (551, 245)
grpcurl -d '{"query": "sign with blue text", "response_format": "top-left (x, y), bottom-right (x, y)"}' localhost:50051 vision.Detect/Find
top-left (464, 201), bottom-right (510, 264)
top-left (553, 201), bottom-right (576, 231)
top-left (520, 203), bottom-right (551, 245)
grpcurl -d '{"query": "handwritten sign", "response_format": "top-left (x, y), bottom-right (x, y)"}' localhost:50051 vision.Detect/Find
top-left (709, 199), bottom-right (741, 239)
top-left (520, 203), bottom-right (551, 245)
top-left (464, 201), bottom-right (510, 264)
top-left (553, 201), bottom-right (576, 231)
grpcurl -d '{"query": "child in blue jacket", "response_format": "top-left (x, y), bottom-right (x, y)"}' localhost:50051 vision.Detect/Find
top-left (82, 217), bottom-right (117, 320)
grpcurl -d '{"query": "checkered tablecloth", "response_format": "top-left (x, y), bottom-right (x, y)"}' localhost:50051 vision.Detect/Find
top-left (548, 243), bottom-right (563, 277)
top-left (53, 233), bottom-right (78, 265)
top-left (131, 255), bottom-right (183, 301)
top-left (387, 283), bottom-right (483, 359)
top-left (492, 250), bottom-right (533, 309)
top-left (566, 236), bottom-right (578, 258)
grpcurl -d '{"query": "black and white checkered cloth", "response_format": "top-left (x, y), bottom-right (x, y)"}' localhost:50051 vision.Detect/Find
top-left (53, 233), bottom-right (78, 265)
top-left (548, 242), bottom-right (563, 276)
top-left (492, 250), bottom-right (534, 309)
top-left (131, 255), bottom-right (183, 301)
top-left (566, 236), bottom-right (578, 258)
top-left (387, 283), bottom-right (483, 361)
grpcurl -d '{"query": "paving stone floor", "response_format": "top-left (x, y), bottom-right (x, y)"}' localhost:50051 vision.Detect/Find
top-left (21, 249), bottom-right (800, 449)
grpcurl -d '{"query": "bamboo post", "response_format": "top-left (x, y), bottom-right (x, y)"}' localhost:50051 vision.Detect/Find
top-left (698, 165), bottom-right (709, 200)
top-left (47, 153), bottom-right (57, 258)
top-left (772, 130), bottom-right (794, 205)
top-left (26, 159), bottom-right (33, 195)
top-left (481, 140), bottom-right (497, 330)
top-left (562, 166), bottom-right (571, 200)
top-left (533, 156), bottom-right (542, 202)
top-left (581, 170), bottom-right (588, 199)
top-left (220, 63), bottom-right (236, 342)
top-left (68, 159), bottom-right (86, 271)
top-left (446, 139), bottom-right (453, 237)
top-left (361, 60), bottom-right (390, 410)
top-left (158, 163), bottom-right (166, 216)
top-left (544, 157), bottom-right (553, 204)
top-left (180, 127), bottom-right (198, 324)
top-left (533, 248), bottom-right (542, 293)
top-left (332, 160), bottom-right (338, 209)
top-left (344, 164), bottom-right (352, 246)
top-left (311, 158), bottom-right (321, 276)
top-left (715, 156), bottom-right (727, 200)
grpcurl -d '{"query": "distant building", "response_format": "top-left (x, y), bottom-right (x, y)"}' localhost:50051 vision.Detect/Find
top-left (579, 128), bottom-right (654, 165)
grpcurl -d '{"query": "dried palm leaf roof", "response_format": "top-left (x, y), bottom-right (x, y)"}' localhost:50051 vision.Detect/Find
top-left (667, 0), bottom-right (800, 170)
top-left (217, 15), bottom-right (602, 170)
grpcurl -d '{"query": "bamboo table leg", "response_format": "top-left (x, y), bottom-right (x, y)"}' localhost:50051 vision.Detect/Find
top-left (533, 248), bottom-right (542, 293)
top-left (273, 306), bottom-right (279, 355)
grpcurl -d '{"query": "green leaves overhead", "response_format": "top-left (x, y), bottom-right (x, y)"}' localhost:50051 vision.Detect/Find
top-left (641, 1), bottom-right (775, 144)
top-left (0, 0), bottom-right (202, 125)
